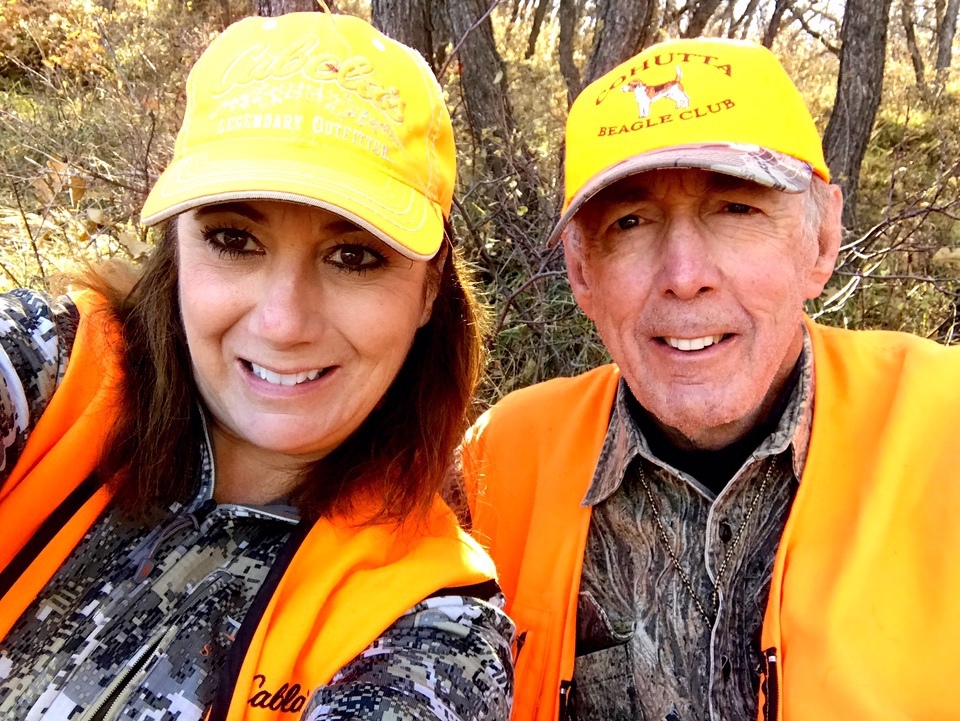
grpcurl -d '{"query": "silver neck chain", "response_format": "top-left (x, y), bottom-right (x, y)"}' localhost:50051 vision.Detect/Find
top-left (634, 461), bottom-right (774, 626)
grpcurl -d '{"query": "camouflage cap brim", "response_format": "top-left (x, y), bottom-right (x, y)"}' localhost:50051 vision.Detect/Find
top-left (546, 142), bottom-right (814, 247)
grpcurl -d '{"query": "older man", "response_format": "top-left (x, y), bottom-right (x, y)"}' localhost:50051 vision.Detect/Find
top-left (463, 38), bottom-right (960, 721)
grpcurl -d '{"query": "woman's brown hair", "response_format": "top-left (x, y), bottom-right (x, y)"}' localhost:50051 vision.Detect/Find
top-left (79, 218), bottom-right (486, 524)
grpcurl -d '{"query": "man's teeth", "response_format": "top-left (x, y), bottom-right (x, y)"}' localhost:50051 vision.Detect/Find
top-left (663, 334), bottom-right (724, 351)
top-left (249, 362), bottom-right (323, 386)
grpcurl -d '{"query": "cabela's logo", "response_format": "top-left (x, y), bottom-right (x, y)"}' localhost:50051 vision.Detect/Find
top-left (211, 37), bottom-right (406, 124)
top-left (247, 674), bottom-right (309, 713)
top-left (621, 66), bottom-right (690, 118)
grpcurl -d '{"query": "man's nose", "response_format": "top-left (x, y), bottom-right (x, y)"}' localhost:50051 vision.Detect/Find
top-left (655, 217), bottom-right (719, 301)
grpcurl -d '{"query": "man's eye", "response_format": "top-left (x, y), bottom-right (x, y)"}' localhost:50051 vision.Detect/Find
top-left (617, 215), bottom-right (640, 230)
top-left (724, 202), bottom-right (756, 214)
top-left (327, 245), bottom-right (385, 271)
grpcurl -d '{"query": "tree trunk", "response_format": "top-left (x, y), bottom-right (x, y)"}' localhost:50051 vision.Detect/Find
top-left (525, 0), bottom-right (552, 58)
top-left (680, 0), bottom-right (726, 38)
top-left (936, 0), bottom-right (960, 70)
top-left (902, 1), bottom-right (930, 100)
top-left (372, 0), bottom-right (435, 68)
top-left (218, 0), bottom-right (232, 29)
top-left (257, 0), bottom-right (321, 15)
top-left (444, 0), bottom-right (543, 236)
top-left (822, 0), bottom-right (893, 228)
top-left (557, 0), bottom-right (581, 105)
top-left (731, 0), bottom-right (762, 39)
top-left (582, 0), bottom-right (655, 86)
top-left (720, 0), bottom-right (736, 37)
top-left (762, 0), bottom-right (790, 48)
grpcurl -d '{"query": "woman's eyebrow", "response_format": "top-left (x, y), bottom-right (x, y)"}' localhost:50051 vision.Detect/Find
top-left (193, 202), bottom-right (267, 222)
top-left (326, 218), bottom-right (364, 234)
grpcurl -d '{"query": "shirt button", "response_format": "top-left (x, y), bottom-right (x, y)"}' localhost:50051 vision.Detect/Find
top-left (719, 521), bottom-right (733, 543)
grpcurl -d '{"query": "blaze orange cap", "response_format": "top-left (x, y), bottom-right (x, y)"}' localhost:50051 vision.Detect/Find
top-left (549, 38), bottom-right (829, 246)
top-left (141, 13), bottom-right (454, 260)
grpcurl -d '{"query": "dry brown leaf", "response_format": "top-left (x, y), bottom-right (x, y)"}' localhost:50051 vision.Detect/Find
top-left (30, 178), bottom-right (55, 204)
top-left (932, 247), bottom-right (960, 267)
top-left (47, 158), bottom-right (68, 176)
top-left (118, 231), bottom-right (152, 259)
top-left (69, 175), bottom-right (86, 205)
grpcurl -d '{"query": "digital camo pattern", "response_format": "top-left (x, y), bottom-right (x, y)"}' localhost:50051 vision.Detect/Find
top-left (0, 289), bottom-right (77, 479)
top-left (302, 595), bottom-right (514, 721)
top-left (572, 334), bottom-right (814, 721)
top-left (0, 440), bottom-right (298, 721)
top-left (0, 291), bottom-right (515, 721)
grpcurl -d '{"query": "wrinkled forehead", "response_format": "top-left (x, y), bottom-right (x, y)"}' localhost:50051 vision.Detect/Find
top-left (590, 168), bottom-right (775, 207)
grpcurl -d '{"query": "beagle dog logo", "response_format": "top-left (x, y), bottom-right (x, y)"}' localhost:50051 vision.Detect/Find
top-left (622, 66), bottom-right (690, 118)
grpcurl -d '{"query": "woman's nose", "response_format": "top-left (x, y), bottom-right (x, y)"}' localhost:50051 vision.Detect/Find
top-left (247, 263), bottom-right (319, 347)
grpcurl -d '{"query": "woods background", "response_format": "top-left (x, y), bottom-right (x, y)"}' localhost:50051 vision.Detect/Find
top-left (2, 0), bottom-right (960, 404)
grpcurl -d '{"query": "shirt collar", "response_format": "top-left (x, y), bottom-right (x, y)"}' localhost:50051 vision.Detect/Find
top-left (581, 327), bottom-right (815, 507)
top-left (181, 411), bottom-right (300, 523)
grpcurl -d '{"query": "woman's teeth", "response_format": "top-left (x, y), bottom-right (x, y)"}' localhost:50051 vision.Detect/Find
top-left (663, 334), bottom-right (724, 351)
top-left (249, 362), bottom-right (323, 386)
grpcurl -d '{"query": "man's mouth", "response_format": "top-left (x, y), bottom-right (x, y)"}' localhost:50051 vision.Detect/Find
top-left (660, 334), bottom-right (726, 352)
top-left (244, 360), bottom-right (332, 386)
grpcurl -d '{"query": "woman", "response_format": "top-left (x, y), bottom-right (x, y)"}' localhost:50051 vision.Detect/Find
top-left (0, 12), bottom-right (513, 721)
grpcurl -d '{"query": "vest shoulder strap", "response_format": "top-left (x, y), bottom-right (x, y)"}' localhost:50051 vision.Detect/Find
top-left (465, 364), bottom-right (620, 721)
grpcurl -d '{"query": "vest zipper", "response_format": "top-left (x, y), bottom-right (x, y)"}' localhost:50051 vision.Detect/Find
top-left (762, 647), bottom-right (779, 721)
top-left (78, 625), bottom-right (176, 721)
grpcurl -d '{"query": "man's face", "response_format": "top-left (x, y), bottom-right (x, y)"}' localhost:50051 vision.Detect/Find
top-left (565, 169), bottom-right (841, 450)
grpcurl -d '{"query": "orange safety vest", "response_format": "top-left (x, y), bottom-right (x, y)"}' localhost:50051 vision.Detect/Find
top-left (0, 291), bottom-right (497, 721)
top-left (464, 318), bottom-right (960, 721)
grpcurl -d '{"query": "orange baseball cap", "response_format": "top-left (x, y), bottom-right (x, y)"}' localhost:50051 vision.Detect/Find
top-left (549, 37), bottom-right (829, 246)
top-left (141, 13), bottom-right (454, 260)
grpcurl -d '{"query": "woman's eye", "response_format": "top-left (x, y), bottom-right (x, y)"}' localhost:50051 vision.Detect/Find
top-left (204, 228), bottom-right (261, 256)
top-left (327, 245), bottom-right (385, 271)
top-left (617, 214), bottom-right (640, 230)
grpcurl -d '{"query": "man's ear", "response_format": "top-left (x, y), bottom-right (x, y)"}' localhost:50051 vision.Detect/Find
top-left (805, 183), bottom-right (843, 300)
top-left (563, 227), bottom-right (597, 321)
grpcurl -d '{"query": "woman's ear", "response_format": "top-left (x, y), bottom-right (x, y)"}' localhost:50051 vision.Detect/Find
top-left (419, 242), bottom-right (448, 327)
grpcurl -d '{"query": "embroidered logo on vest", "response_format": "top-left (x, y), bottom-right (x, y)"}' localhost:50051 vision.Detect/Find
top-left (247, 674), bottom-right (309, 713)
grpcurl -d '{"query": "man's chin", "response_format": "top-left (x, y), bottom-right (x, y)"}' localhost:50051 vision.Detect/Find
top-left (642, 396), bottom-right (755, 452)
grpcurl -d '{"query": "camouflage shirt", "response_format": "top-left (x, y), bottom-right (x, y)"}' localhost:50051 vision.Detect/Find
top-left (0, 289), bottom-right (514, 721)
top-left (571, 335), bottom-right (814, 721)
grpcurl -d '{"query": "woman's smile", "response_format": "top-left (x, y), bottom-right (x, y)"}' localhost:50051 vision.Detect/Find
top-left (239, 359), bottom-right (337, 396)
